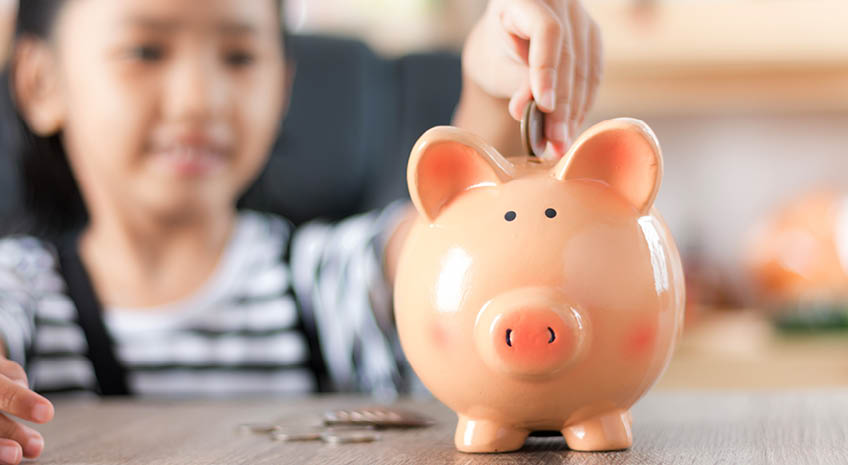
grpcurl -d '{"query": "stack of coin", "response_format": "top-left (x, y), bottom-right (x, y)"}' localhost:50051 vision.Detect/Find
top-left (322, 406), bottom-right (435, 429)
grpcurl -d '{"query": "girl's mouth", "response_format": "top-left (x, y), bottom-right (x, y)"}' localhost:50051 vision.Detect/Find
top-left (151, 144), bottom-right (228, 177)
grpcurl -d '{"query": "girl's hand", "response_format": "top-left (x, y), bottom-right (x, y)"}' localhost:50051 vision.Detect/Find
top-left (462, 0), bottom-right (602, 157)
top-left (0, 357), bottom-right (53, 464)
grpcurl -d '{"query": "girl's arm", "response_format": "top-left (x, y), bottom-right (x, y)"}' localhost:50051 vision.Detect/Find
top-left (382, 204), bottom-right (417, 287)
top-left (0, 238), bottom-right (56, 462)
top-left (288, 202), bottom-right (411, 397)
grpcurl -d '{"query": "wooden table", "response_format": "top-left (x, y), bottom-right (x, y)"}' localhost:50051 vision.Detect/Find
top-left (31, 390), bottom-right (848, 464)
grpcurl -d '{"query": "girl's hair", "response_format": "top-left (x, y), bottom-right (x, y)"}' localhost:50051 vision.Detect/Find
top-left (4, 0), bottom-right (286, 239)
top-left (4, 0), bottom-right (82, 238)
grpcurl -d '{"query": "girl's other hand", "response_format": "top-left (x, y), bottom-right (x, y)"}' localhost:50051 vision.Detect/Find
top-left (0, 357), bottom-right (53, 464)
top-left (463, 0), bottom-right (602, 158)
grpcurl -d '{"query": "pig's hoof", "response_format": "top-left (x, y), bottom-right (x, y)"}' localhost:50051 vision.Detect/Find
top-left (455, 416), bottom-right (529, 453)
top-left (562, 409), bottom-right (633, 451)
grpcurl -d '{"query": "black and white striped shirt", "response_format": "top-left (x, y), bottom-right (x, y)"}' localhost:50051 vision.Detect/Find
top-left (0, 206), bottom-right (407, 399)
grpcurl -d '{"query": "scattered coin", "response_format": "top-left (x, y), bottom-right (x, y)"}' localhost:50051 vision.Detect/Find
top-left (324, 424), bottom-right (377, 432)
top-left (237, 423), bottom-right (281, 434)
top-left (270, 430), bottom-right (324, 442)
top-left (521, 100), bottom-right (546, 158)
top-left (321, 431), bottom-right (381, 445)
top-left (239, 406), bottom-right (432, 447)
top-left (323, 407), bottom-right (435, 428)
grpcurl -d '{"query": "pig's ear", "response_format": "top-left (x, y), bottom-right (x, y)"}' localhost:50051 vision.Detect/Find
top-left (553, 118), bottom-right (662, 215)
top-left (408, 126), bottom-right (515, 222)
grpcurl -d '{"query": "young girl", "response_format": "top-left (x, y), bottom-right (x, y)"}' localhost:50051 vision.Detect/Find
top-left (0, 0), bottom-right (600, 463)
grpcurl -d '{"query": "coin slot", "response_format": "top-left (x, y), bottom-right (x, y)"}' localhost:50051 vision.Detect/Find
top-left (527, 158), bottom-right (542, 164)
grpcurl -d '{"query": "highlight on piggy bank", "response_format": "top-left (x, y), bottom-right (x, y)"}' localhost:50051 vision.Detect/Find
top-left (393, 119), bottom-right (686, 453)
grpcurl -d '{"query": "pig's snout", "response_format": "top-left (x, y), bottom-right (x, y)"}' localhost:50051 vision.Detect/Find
top-left (499, 309), bottom-right (566, 355)
top-left (475, 288), bottom-right (588, 378)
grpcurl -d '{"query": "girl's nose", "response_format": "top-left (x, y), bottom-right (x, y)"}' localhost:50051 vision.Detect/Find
top-left (164, 52), bottom-right (228, 122)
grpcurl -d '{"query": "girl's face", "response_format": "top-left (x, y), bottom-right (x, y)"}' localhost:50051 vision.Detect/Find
top-left (31, 0), bottom-right (287, 223)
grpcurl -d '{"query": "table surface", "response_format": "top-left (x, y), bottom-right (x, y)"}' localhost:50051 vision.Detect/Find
top-left (30, 389), bottom-right (848, 465)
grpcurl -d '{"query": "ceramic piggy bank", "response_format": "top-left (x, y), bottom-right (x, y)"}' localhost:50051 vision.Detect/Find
top-left (394, 119), bottom-right (685, 453)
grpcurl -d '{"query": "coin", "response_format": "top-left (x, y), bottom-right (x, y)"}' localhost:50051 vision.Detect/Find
top-left (237, 423), bottom-right (281, 434)
top-left (324, 424), bottom-right (377, 432)
top-left (321, 431), bottom-right (381, 445)
top-left (270, 430), bottom-right (324, 442)
top-left (521, 100), bottom-right (546, 158)
top-left (323, 407), bottom-right (435, 428)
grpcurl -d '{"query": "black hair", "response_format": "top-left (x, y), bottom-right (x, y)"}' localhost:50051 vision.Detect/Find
top-left (4, 0), bottom-right (287, 239)
top-left (2, 0), bottom-right (81, 238)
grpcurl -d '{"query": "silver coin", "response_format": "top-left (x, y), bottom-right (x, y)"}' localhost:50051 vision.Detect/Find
top-left (323, 407), bottom-right (435, 428)
top-left (237, 423), bottom-right (281, 434)
top-left (270, 430), bottom-right (324, 442)
top-left (321, 431), bottom-right (380, 445)
top-left (521, 100), bottom-right (546, 157)
top-left (324, 424), bottom-right (377, 432)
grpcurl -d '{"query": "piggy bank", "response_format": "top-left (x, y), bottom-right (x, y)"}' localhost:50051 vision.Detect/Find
top-left (394, 119), bottom-right (685, 453)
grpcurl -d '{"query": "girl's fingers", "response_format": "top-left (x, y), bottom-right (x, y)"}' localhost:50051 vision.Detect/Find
top-left (0, 438), bottom-right (21, 465)
top-left (567, 2), bottom-right (591, 145)
top-left (500, 0), bottom-right (567, 112)
top-left (500, 20), bottom-right (530, 66)
top-left (0, 361), bottom-right (27, 390)
top-left (16, 423), bottom-right (43, 459)
top-left (0, 377), bottom-right (53, 424)
top-left (542, 11), bottom-right (574, 156)
top-left (497, 0), bottom-right (601, 155)
top-left (508, 80), bottom-right (533, 120)
top-left (0, 413), bottom-right (44, 462)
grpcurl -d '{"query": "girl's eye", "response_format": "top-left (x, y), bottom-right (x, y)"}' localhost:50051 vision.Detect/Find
top-left (129, 44), bottom-right (165, 62)
top-left (224, 51), bottom-right (255, 67)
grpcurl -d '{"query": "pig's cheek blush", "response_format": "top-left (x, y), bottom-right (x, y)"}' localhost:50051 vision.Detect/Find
top-left (624, 322), bottom-right (657, 358)
top-left (430, 321), bottom-right (451, 348)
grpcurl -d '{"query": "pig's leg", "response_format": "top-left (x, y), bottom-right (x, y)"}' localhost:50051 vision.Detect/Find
top-left (454, 415), bottom-right (529, 453)
top-left (562, 409), bottom-right (633, 451)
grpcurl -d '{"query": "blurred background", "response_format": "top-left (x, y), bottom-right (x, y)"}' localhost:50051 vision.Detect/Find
top-left (2, 0), bottom-right (848, 389)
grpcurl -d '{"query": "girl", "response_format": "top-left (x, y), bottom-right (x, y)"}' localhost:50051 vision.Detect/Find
top-left (0, 0), bottom-right (600, 463)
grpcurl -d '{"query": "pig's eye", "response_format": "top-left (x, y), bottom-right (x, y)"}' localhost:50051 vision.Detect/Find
top-left (504, 211), bottom-right (517, 222)
top-left (545, 208), bottom-right (557, 218)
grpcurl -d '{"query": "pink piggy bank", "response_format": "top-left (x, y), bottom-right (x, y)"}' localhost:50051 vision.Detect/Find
top-left (394, 119), bottom-right (685, 453)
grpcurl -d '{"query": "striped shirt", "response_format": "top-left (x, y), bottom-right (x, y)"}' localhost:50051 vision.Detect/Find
top-left (0, 206), bottom-right (407, 399)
